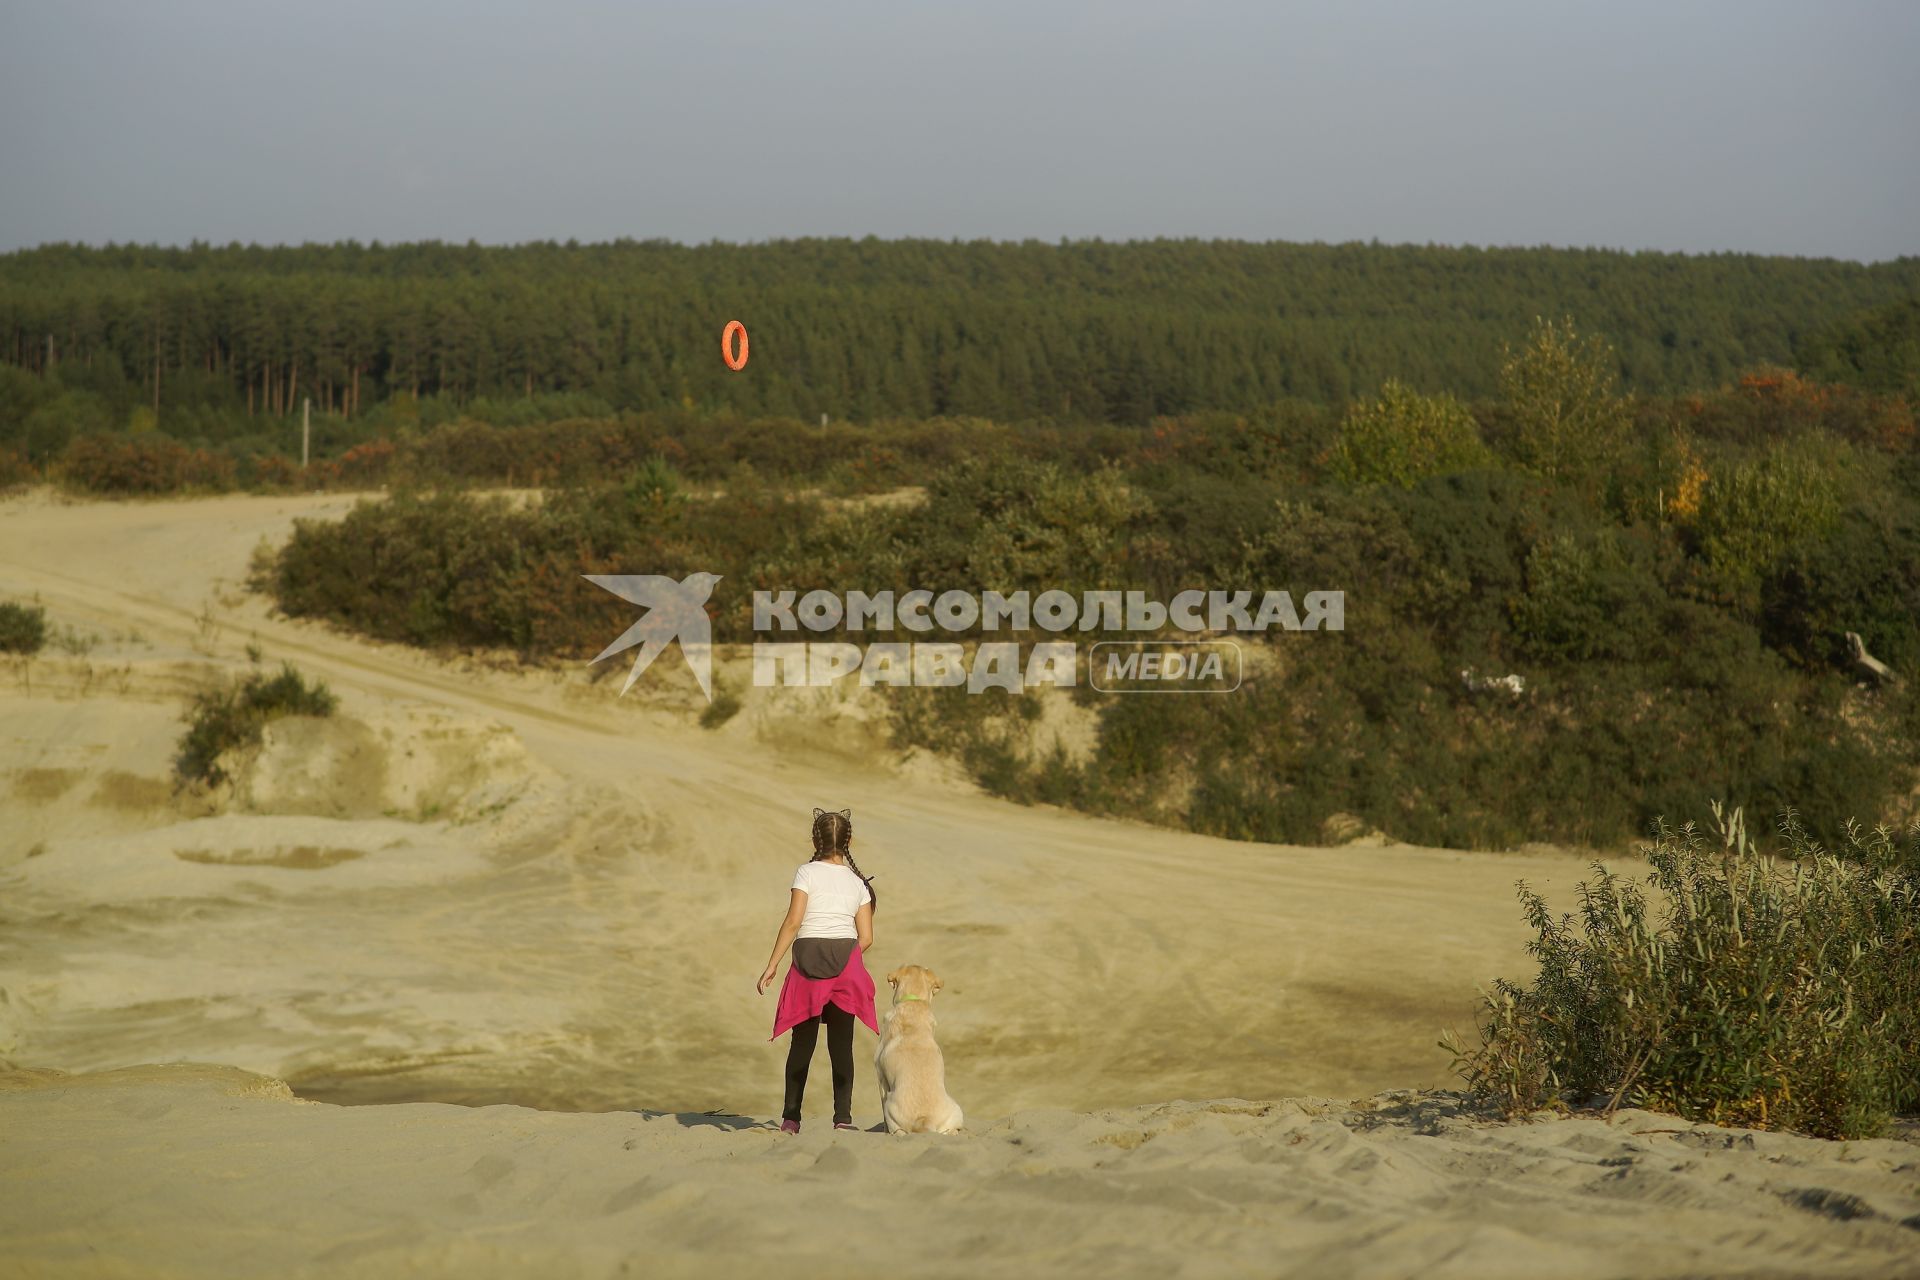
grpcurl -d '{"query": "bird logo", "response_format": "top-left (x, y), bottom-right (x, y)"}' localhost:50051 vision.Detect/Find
top-left (584, 571), bottom-right (724, 701)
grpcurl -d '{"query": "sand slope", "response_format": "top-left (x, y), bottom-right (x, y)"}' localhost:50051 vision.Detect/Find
top-left (0, 489), bottom-right (1606, 1117)
top-left (3, 1064), bottom-right (1918, 1280)
top-left (7, 490), bottom-right (1917, 1277)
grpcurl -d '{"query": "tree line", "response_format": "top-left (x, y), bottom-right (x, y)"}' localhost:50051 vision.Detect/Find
top-left (3, 238), bottom-right (1916, 436)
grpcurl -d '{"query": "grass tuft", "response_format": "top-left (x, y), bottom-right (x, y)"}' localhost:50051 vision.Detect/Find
top-left (0, 600), bottom-right (47, 654)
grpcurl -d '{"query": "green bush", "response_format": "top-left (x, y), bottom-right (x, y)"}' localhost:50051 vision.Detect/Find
top-left (272, 493), bottom-right (540, 649)
top-left (1121, 468), bottom-right (1301, 596)
top-left (1760, 503), bottom-right (1920, 674)
top-left (174, 663), bottom-right (338, 786)
top-left (22, 390), bottom-right (116, 460)
top-left (1327, 379), bottom-right (1492, 488)
top-left (1509, 529), bottom-right (1664, 663)
top-left (0, 365), bottom-right (52, 447)
top-left (1498, 317), bottom-right (1633, 483)
top-left (1689, 435), bottom-right (1848, 611)
top-left (621, 453), bottom-right (685, 512)
top-left (904, 456), bottom-right (1147, 591)
top-left (1392, 469), bottom-right (1548, 658)
top-left (1134, 403), bottom-right (1337, 484)
top-left (1446, 803), bottom-right (1920, 1138)
top-left (0, 600), bottom-right (48, 653)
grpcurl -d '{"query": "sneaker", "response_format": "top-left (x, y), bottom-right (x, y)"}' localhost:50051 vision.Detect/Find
top-left (833, 1122), bottom-right (856, 1131)
top-left (779, 1118), bottom-right (800, 1134)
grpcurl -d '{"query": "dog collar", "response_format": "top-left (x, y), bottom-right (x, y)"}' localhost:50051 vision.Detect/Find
top-left (897, 994), bottom-right (926, 1002)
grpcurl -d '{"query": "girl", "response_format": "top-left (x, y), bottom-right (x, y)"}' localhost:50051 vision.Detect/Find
top-left (757, 807), bottom-right (879, 1132)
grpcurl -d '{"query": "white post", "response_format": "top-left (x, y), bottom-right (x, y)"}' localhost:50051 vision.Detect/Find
top-left (821, 413), bottom-right (828, 427)
top-left (302, 398), bottom-right (310, 469)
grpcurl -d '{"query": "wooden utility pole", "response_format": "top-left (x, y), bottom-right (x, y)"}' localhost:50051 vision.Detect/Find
top-left (302, 398), bottom-right (311, 469)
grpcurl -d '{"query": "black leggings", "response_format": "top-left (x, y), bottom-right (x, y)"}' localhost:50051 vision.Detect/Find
top-left (783, 1002), bottom-right (855, 1125)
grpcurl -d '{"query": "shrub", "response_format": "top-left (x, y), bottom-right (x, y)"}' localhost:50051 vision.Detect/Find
top-left (0, 365), bottom-right (52, 447)
top-left (1122, 469), bottom-right (1300, 594)
top-left (324, 439), bottom-right (397, 488)
top-left (622, 453), bottom-right (685, 511)
top-left (246, 453), bottom-right (304, 490)
top-left (1498, 317), bottom-right (1632, 483)
top-left (1509, 529), bottom-right (1663, 663)
top-left (174, 662), bottom-right (338, 786)
top-left (1760, 503), bottom-right (1920, 674)
top-left (0, 447), bottom-right (38, 490)
top-left (461, 391), bottom-right (616, 428)
top-left (22, 390), bottom-right (116, 459)
top-left (60, 432), bottom-right (236, 494)
top-left (905, 456), bottom-right (1147, 592)
top-left (1445, 802), bottom-right (1920, 1138)
top-left (1327, 379), bottom-right (1492, 488)
top-left (1689, 435), bottom-right (1848, 611)
top-left (1134, 403), bottom-right (1338, 483)
top-left (0, 600), bottom-right (48, 653)
top-left (1678, 369), bottom-right (1916, 454)
top-left (272, 493), bottom-right (538, 649)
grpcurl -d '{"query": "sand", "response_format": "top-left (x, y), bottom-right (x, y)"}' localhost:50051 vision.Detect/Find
top-left (2, 487), bottom-right (1916, 1278)
top-left (4, 1065), bottom-right (1918, 1280)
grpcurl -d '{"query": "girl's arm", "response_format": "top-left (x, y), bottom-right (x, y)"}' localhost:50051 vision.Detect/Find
top-left (757, 890), bottom-right (808, 994)
top-left (855, 901), bottom-right (873, 955)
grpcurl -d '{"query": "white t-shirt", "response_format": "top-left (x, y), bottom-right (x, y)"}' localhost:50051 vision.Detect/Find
top-left (791, 860), bottom-right (871, 940)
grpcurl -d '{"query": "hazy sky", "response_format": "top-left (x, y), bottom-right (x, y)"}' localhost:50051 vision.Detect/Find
top-left (2, 1), bottom-right (1915, 259)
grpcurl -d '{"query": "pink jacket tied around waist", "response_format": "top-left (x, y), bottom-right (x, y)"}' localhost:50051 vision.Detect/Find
top-left (770, 945), bottom-right (878, 1040)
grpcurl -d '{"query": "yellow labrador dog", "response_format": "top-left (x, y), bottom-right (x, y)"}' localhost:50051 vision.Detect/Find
top-left (875, 965), bottom-right (963, 1135)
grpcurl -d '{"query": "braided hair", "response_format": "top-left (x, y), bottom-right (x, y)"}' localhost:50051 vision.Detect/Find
top-left (810, 807), bottom-right (876, 911)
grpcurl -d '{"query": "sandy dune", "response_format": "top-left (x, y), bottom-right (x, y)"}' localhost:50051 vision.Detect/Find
top-left (3, 489), bottom-right (1916, 1277)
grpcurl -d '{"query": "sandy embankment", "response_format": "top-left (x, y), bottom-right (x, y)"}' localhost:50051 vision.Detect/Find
top-left (2, 489), bottom-right (1916, 1277)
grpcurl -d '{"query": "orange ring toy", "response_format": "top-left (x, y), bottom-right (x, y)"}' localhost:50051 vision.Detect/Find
top-left (721, 321), bottom-right (749, 371)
